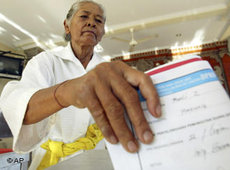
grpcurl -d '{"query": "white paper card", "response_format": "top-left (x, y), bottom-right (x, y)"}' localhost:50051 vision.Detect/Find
top-left (106, 56), bottom-right (230, 170)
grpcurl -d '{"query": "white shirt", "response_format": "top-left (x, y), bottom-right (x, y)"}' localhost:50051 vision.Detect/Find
top-left (0, 43), bottom-right (107, 169)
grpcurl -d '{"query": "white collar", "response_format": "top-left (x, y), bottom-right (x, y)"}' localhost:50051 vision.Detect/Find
top-left (52, 42), bottom-right (106, 70)
top-left (52, 43), bottom-right (77, 62)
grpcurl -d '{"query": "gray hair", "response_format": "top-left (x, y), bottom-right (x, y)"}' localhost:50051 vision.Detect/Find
top-left (64, 0), bottom-right (106, 41)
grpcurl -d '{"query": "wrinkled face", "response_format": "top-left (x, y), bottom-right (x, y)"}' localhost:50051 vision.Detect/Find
top-left (64, 2), bottom-right (105, 48)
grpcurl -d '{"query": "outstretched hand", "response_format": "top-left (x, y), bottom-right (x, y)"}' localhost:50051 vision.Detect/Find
top-left (58, 61), bottom-right (161, 153)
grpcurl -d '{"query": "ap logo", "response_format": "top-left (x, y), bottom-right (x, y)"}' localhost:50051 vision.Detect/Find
top-left (7, 158), bottom-right (14, 163)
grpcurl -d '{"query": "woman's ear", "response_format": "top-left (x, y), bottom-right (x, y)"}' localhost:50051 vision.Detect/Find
top-left (64, 20), bottom-right (70, 34)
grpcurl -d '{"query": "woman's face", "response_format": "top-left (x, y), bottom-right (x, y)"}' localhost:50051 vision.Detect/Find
top-left (64, 2), bottom-right (105, 48)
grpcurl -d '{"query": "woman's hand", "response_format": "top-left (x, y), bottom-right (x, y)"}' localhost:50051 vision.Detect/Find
top-left (57, 61), bottom-right (161, 153)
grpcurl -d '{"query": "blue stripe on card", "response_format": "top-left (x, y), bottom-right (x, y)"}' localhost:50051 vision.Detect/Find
top-left (138, 69), bottom-right (218, 101)
top-left (155, 69), bottom-right (218, 97)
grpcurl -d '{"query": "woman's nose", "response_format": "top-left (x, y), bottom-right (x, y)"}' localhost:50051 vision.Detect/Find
top-left (87, 18), bottom-right (96, 27)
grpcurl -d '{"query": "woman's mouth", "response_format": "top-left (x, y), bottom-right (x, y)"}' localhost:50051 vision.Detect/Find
top-left (82, 31), bottom-right (97, 39)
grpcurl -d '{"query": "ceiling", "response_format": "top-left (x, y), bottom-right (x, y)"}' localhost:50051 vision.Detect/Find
top-left (0, 0), bottom-right (230, 59)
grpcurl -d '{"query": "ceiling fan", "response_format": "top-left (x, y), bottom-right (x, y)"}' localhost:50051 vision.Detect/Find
top-left (111, 28), bottom-right (158, 52)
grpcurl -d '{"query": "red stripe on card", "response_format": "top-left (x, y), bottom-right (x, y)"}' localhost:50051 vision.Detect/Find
top-left (147, 58), bottom-right (202, 76)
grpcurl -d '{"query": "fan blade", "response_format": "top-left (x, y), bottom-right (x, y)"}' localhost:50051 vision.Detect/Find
top-left (137, 34), bottom-right (158, 43)
top-left (111, 36), bottom-right (130, 43)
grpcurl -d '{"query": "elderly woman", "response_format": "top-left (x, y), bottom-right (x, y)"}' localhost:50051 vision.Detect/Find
top-left (0, 0), bottom-right (161, 169)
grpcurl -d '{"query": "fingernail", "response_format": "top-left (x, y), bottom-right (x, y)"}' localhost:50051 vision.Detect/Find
top-left (143, 130), bottom-right (153, 143)
top-left (156, 104), bottom-right (161, 117)
top-left (110, 136), bottom-right (118, 144)
top-left (127, 141), bottom-right (137, 152)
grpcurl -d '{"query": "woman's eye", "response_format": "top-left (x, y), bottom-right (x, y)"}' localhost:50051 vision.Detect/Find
top-left (80, 15), bottom-right (88, 18)
top-left (95, 19), bottom-right (102, 23)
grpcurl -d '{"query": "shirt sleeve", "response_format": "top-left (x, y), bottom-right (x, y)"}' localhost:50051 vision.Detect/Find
top-left (0, 52), bottom-right (56, 153)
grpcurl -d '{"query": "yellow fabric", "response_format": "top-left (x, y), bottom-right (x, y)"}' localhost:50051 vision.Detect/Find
top-left (37, 123), bottom-right (103, 170)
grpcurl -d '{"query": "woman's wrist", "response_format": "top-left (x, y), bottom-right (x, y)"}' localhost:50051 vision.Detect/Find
top-left (54, 80), bottom-right (70, 108)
